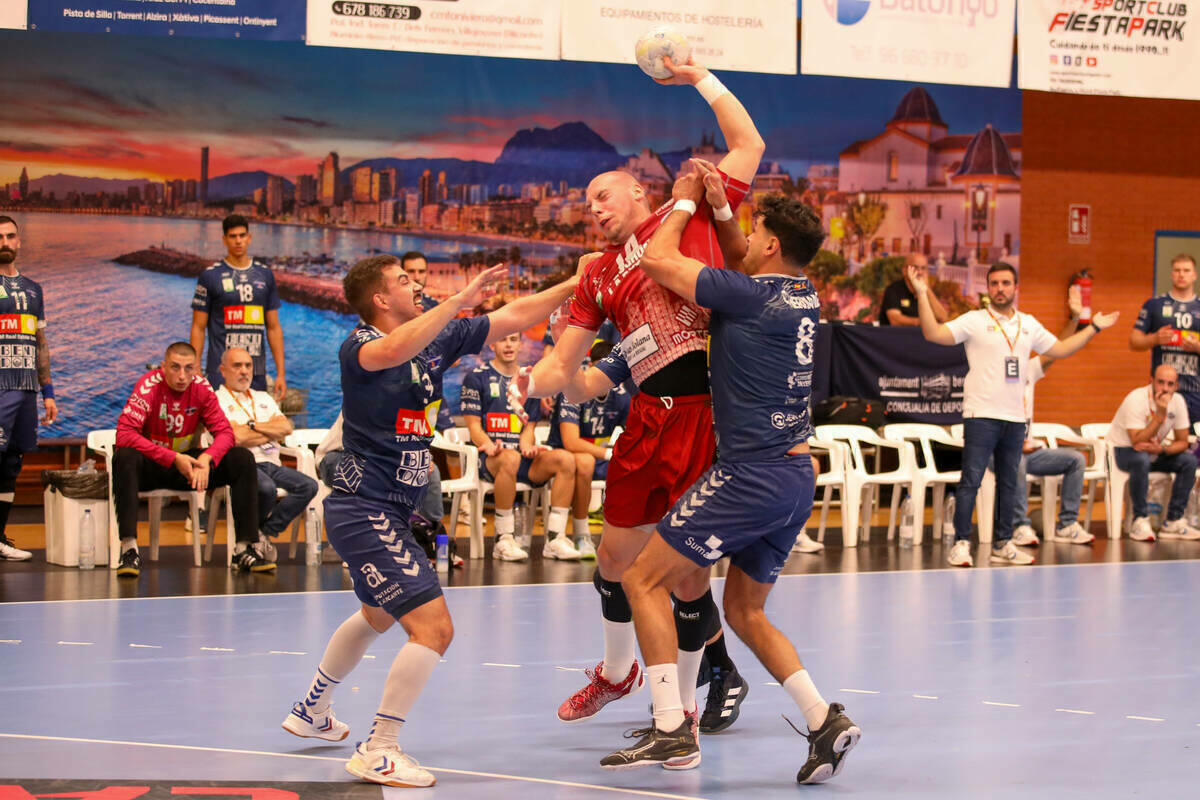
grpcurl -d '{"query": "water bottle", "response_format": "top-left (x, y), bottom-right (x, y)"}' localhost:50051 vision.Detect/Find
top-left (514, 502), bottom-right (530, 549)
top-left (942, 495), bottom-right (956, 544)
top-left (435, 532), bottom-right (449, 572)
top-left (899, 496), bottom-right (914, 548)
top-left (305, 507), bottom-right (321, 566)
top-left (77, 458), bottom-right (96, 474)
top-left (78, 508), bottom-right (96, 570)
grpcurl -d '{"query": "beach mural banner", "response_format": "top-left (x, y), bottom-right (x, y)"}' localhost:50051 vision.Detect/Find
top-left (0, 29), bottom-right (1020, 438)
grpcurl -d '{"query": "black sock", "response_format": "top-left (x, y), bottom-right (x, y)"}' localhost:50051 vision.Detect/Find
top-left (704, 630), bottom-right (735, 672)
top-left (0, 500), bottom-right (11, 543)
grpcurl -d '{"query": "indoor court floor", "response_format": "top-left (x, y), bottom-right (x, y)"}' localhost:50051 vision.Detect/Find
top-left (2, 556), bottom-right (1197, 798)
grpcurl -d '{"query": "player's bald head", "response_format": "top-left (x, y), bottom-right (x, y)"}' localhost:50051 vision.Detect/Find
top-left (586, 170), bottom-right (651, 243)
top-left (1154, 364), bottom-right (1179, 385)
top-left (588, 170), bottom-right (642, 196)
top-left (221, 347), bottom-right (252, 368)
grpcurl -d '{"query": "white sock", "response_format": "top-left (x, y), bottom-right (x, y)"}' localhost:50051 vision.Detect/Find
top-left (573, 517), bottom-right (590, 538)
top-left (600, 618), bottom-right (637, 683)
top-left (546, 506), bottom-right (569, 539)
top-left (365, 642), bottom-right (441, 751)
top-left (304, 611), bottom-right (381, 713)
top-left (677, 648), bottom-right (705, 712)
top-left (120, 537), bottom-right (138, 553)
top-left (647, 662), bottom-right (685, 732)
top-left (495, 508), bottom-right (514, 538)
top-left (784, 669), bottom-right (830, 732)
top-left (234, 541), bottom-right (248, 554)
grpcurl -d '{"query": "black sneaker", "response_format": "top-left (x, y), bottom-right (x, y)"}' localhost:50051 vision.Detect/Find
top-left (233, 544), bottom-right (276, 573)
top-left (699, 665), bottom-right (748, 733)
top-left (116, 548), bottom-right (141, 578)
top-left (600, 719), bottom-right (701, 771)
top-left (790, 703), bottom-right (861, 784)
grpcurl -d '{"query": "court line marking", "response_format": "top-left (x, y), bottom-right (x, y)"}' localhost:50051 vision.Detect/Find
top-left (2, 557), bottom-right (1196, 605)
top-left (913, 695), bottom-right (939, 700)
top-left (0, 639), bottom-right (20, 644)
top-left (57, 641), bottom-right (93, 646)
top-left (556, 666), bottom-right (586, 672)
top-left (268, 650), bottom-right (307, 655)
top-left (839, 688), bottom-right (879, 694)
top-left (1056, 708), bottom-right (1095, 715)
top-left (483, 662), bottom-right (522, 668)
top-left (128, 644), bottom-right (161, 649)
top-left (0, 733), bottom-right (709, 800)
top-left (1127, 715), bottom-right (1165, 722)
top-left (983, 701), bottom-right (1021, 708)
top-left (200, 647), bottom-right (235, 652)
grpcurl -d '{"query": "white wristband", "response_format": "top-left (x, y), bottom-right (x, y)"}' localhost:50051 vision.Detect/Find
top-left (695, 73), bottom-right (728, 105)
top-left (604, 447), bottom-right (614, 462)
top-left (673, 199), bottom-right (698, 217)
top-left (713, 204), bottom-right (733, 222)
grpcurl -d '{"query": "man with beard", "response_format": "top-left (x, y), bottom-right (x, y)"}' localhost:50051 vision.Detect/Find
top-left (0, 216), bottom-right (57, 561)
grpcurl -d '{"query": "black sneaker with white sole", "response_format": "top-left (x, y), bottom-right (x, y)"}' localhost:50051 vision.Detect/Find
top-left (790, 703), bottom-right (861, 784)
top-left (232, 544), bottom-right (276, 573)
top-left (600, 719), bottom-right (700, 770)
top-left (116, 548), bottom-right (141, 578)
top-left (699, 665), bottom-right (748, 733)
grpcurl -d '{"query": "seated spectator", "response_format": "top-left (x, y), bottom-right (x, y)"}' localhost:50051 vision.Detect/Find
top-left (215, 347), bottom-right (317, 561)
top-left (461, 331), bottom-right (581, 562)
top-left (113, 342), bottom-right (273, 577)
top-left (1107, 364), bottom-right (1200, 541)
top-left (880, 253), bottom-right (948, 326)
top-left (545, 341), bottom-right (631, 558)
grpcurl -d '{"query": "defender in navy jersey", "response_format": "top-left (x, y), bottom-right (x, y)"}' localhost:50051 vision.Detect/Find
top-left (280, 255), bottom-right (577, 788)
top-left (0, 216), bottom-right (56, 562)
top-left (599, 183), bottom-right (860, 783)
top-left (1131, 254), bottom-right (1200, 423)
top-left (190, 215), bottom-right (285, 398)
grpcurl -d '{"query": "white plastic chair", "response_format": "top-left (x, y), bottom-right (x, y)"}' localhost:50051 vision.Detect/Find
top-left (808, 437), bottom-right (852, 544)
top-left (87, 429), bottom-right (210, 568)
top-left (814, 425), bottom-right (919, 546)
top-left (431, 429), bottom-right (482, 558)
top-left (883, 423), bottom-right (964, 545)
top-left (1081, 422), bottom-right (1167, 539)
top-left (1030, 422), bottom-right (1107, 536)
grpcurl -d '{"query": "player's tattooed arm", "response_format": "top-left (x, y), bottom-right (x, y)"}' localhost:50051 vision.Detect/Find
top-left (35, 327), bottom-right (51, 386)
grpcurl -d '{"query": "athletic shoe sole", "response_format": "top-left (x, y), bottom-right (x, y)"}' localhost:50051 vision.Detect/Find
top-left (116, 567), bottom-right (139, 577)
top-left (281, 716), bottom-right (349, 742)
top-left (344, 757), bottom-right (436, 787)
top-left (599, 751), bottom-right (701, 771)
top-left (798, 725), bottom-right (861, 784)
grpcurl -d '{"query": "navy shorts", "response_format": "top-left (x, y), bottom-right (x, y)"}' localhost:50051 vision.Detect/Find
top-left (657, 456), bottom-right (814, 584)
top-left (479, 450), bottom-right (547, 487)
top-left (593, 459), bottom-right (609, 481)
top-left (323, 491), bottom-right (443, 620)
top-left (0, 390), bottom-right (38, 454)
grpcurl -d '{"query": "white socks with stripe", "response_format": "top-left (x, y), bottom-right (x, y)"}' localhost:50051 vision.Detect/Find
top-left (547, 506), bottom-right (569, 540)
top-left (366, 642), bottom-right (442, 751)
top-left (494, 508), bottom-right (515, 539)
top-left (784, 669), bottom-right (830, 731)
top-left (647, 662), bottom-right (685, 732)
top-left (303, 610), bottom-right (381, 714)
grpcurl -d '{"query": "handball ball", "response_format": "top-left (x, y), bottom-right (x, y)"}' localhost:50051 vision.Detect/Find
top-left (634, 26), bottom-right (691, 80)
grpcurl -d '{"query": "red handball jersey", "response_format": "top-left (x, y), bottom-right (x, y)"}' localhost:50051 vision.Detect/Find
top-left (567, 170), bottom-right (750, 387)
top-left (116, 369), bottom-right (235, 468)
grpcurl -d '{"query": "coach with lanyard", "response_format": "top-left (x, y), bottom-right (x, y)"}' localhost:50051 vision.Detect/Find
top-left (910, 262), bottom-right (1118, 568)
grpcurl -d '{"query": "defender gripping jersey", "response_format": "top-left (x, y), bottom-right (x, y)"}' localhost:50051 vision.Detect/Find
top-left (192, 260), bottom-right (281, 388)
top-left (0, 273), bottom-right (46, 392)
top-left (1134, 293), bottom-right (1200, 395)
top-left (460, 363), bottom-right (540, 449)
top-left (334, 317), bottom-right (490, 506)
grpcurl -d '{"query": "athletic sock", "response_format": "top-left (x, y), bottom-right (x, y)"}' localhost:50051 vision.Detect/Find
top-left (0, 498), bottom-right (11, 541)
top-left (600, 618), bottom-right (636, 683)
top-left (572, 517), bottom-right (590, 538)
top-left (704, 631), bottom-right (735, 671)
top-left (546, 506), bottom-right (569, 539)
top-left (365, 642), bottom-right (441, 751)
top-left (647, 663), bottom-right (685, 732)
top-left (784, 669), bottom-right (830, 732)
top-left (304, 611), bottom-right (381, 713)
top-left (494, 508), bottom-right (515, 538)
top-left (677, 648), bottom-right (705, 712)
top-left (120, 537), bottom-right (138, 554)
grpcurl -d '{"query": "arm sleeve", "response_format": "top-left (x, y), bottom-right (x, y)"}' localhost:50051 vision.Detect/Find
top-left (260, 391), bottom-right (282, 419)
top-left (558, 399), bottom-right (581, 427)
top-left (568, 264), bottom-right (607, 331)
top-left (1028, 317), bottom-right (1059, 355)
top-left (594, 343), bottom-right (633, 386)
top-left (459, 372), bottom-right (483, 417)
top-left (694, 267), bottom-right (771, 316)
top-left (191, 272), bottom-right (212, 312)
top-left (879, 283), bottom-right (901, 316)
top-left (198, 386), bottom-right (235, 466)
top-left (524, 396), bottom-right (542, 423)
top-left (1174, 395), bottom-right (1190, 430)
top-left (1114, 393), bottom-right (1142, 435)
top-left (115, 378), bottom-right (177, 468)
top-left (1134, 298), bottom-right (1157, 333)
top-left (446, 317), bottom-right (491, 366)
top-left (944, 312), bottom-right (975, 345)
top-left (264, 269), bottom-right (281, 311)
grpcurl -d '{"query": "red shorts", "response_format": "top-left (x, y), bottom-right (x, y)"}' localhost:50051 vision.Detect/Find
top-left (604, 393), bottom-right (716, 529)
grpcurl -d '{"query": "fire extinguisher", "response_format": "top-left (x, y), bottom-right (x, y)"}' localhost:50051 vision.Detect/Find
top-left (1071, 269), bottom-right (1093, 326)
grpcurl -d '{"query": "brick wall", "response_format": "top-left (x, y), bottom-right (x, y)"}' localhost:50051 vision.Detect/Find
top-left (1019, 90), bottom-right (1200, 426)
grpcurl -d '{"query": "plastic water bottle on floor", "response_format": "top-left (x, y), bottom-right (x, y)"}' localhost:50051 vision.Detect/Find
top-left (78, 508), bottom-right (95, 570)
top-left (305, 507), bottom-right (321, 566)
top-left (899, 496), bottom-right (914, 548)
top-left (942, 496), bottom-right (956, 544)
top-left (435, 532), bottom-right (449, 572)
top-left (514, 502), bottom-right (530, 549)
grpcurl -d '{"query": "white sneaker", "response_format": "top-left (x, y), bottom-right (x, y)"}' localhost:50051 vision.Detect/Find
top-left (575, 535), bottom-right (597, 560)
top-left (792, 531), bottom-right (825, 553)
top-left (1051, 522), bottom-right (1095, 545)
top-left (543, 535), bottom-right (582, 561)
top-left (0, 539), bottom-right (32, 561)
top-left (345, 741), bottom-right (435, 787)
top-left (947, 539), bottom-right (973, 567)
top-left (492, 535), bottom-right (528, 561)
top-left (990, 540), bottom-right (1036, 565)
top-left (1158, 518), bottom-right (1200, 541)
top-left (281, 701), bottom-right (349, 741)
top-left (1129, 516), bottom-right (1156, 542)
top-left (1011, 524), bottom-right (1040, 547)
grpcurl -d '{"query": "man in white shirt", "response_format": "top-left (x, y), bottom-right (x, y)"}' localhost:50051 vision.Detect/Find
top-left (217, 347), bottom-right (317, 556)
top-left (1107, 364), bottom-right (1200, 541)
top-left (911, 263), bottom-right (1118, 567)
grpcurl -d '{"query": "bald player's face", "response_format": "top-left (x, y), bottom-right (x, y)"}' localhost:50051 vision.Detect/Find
top-left (586, 174), bottom-right (644, 244)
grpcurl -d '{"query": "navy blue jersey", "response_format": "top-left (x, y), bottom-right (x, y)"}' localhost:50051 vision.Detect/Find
top-left (191, 260), bottom-right (281, 385)
top-left (460, 363), bottom-right (539, 449)
top-left (0, 274), bottom-right (45, 392)
top-left (546, 384), bottom-right (631, 450)
top-left (695, 269), bottom-right (818, 461)
top-left (419, 295), bottom-right (440, 313)
top-left (1134, 294), bottom-right (1200, 395)
top-left (334, 317), bottom-right (490, 506)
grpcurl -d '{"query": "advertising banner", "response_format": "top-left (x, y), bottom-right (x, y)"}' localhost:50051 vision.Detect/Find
top-left (29, 1), bottom-right (304, 40)
top-left (1018, 0), bottom-right (1199, 100)
top-left (801, 0), bottom-right (1016, 88)
top-left (1, 3), bottom-right (27, 30)
top-left (561, 1), bottom-right (797, 75)
top-left (306, 0), bottom-right (560, 60)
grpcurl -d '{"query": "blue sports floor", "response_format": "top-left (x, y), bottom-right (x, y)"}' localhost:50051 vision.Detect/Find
top-left (2, 560), bottom-right (1197, 798)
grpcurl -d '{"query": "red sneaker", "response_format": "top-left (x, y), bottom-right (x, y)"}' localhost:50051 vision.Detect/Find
top-left (558, 660), bottom-right (645, 722)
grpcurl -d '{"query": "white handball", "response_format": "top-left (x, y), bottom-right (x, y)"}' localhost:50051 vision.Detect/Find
top-left (634, 26), bottom-right (691, 80)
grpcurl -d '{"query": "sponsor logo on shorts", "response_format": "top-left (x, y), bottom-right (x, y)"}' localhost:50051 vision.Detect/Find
top-left (683, 534), bottom-right (725, 561)
top-left (361, 562), bottom-right (385, 588)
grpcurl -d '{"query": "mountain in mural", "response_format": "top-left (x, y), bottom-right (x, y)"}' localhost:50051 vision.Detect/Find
top-left (29, 174), bottom-right (150, 196)
top-left (207, 171), bottom-right (294, 203)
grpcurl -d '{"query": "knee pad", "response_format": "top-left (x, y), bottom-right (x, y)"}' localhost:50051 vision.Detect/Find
top-left (593, 568), bottom-right (632, 623)
top-left (673, 590), bottom-right (719, 652)
top-left (0, 451), bottom-right (23, 491)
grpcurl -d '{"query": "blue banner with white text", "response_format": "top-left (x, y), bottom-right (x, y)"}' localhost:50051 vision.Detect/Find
top-left (29, 0), bottom-right (305, 40)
